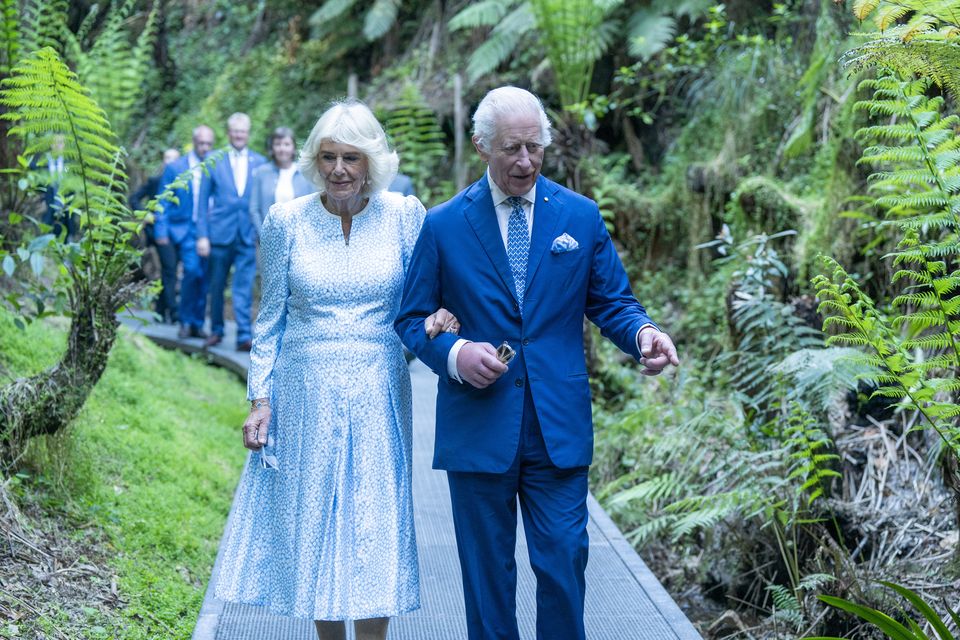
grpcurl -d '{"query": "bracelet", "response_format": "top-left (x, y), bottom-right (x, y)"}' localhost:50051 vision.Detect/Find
top-left (251, 399), bottom-right (270, 410)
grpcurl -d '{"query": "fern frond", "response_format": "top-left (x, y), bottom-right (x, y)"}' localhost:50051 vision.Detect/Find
top-left (448, 0), bottom-right (514, 30)
top-left (853, 0), bottom-right (881, 21)
top-left (363, 0), bottom-right (401, 41)
top-left (465, 3), bottom-right (534, 82)
top-left (310, 0), bottom-right (359, 26)
top-left (0, 47), bottom-right (126, 226)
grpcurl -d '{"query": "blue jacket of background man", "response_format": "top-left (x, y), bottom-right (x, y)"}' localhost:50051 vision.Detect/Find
top-left (394, 175), bottom-right (656, 473)
top-left (197, 148), bottom-right (267, 246)
top-left (155, 154), bottom-right (198, 244)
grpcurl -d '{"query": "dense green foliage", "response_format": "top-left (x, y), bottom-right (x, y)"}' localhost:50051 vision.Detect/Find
top-left (3, 0), bottom-right (960, 637)
top-left (0, 309), bottom-right (247, 638)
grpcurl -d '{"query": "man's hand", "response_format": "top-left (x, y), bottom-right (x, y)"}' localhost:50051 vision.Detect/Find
top-left (155, 236), bottom-right (170, 246)
top-left (425, 307), bottom-right (460, 339)
top-left (638, 328), bottom-right (680, 376)
top-left (242, 406), bottom-right (270, 450)
top-left (456, 342), bottom-right (508, 388)
top-left (197, 237), bottom-right (211, 257)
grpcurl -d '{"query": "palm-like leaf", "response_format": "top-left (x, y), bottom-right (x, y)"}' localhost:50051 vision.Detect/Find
top-left (363, 0), bottom-right (401, 41)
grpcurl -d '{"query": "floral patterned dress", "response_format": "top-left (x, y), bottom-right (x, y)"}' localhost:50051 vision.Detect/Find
top-left (215, 190), bottom-right (425, 620)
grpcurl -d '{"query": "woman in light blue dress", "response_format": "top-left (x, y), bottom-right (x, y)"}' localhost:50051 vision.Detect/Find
top-left (214, 102), bottom-right (458, 640)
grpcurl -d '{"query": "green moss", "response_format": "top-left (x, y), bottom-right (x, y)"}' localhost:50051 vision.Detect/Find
top-left (0, 311), bottom-right (247, 638)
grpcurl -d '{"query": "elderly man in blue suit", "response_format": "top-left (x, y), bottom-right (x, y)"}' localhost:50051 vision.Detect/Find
top-left (155, 126), bottom-right (215, 337)
top-left (196, 113), bottom-right (266, 351)
top-left (395, 87), bottom-right (679, 640)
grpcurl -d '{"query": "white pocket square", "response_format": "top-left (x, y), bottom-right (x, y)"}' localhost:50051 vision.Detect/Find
top-left (551, 233), bottom-right (579, 254)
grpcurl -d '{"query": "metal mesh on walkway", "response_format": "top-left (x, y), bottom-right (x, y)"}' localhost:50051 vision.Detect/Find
top-left (140, 316), bottom-right (703, 640)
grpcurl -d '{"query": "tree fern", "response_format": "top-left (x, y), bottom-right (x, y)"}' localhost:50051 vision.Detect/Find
top-left (812, 74), bottom-right (960, 466)
top-left (0, 47), bottom-right (150, 459)
top-left (530, 0), bottom-right (618, 109)
top-left (0, 0), bottom-right (18, 76)
top-left (363, 0), bottom-right (401, 41)
top-left (310, 0), bottom-right (359, 26)
top-left (74, 0), bottom-right (159, 138)
top-left (383, 83), bottom-right (450, 205)
top-left (843, 1), bottom-right (960, 96)
top-left (447, 0), bottom-right (515, 30)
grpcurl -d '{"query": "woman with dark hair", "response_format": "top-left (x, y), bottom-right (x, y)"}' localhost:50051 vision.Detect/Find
top-left (248, 126), bottom-right (315, 235)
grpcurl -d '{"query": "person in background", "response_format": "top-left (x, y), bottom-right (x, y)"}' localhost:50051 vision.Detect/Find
top-left (248, 126), bottom-right (314, 236)
top-left (35, 134), bottom-right (73, 241)
top-left (155, 125), bottom-right (216, 338)
top-left (196, 113), bottom-right (266, 351)
top-left (215, 100), bottom-right (459, 640)
top-left (387, 172), bottom-right (415, 197)
top-left (130, 148), bottom-right (181, 323)
top-left (395, 86), bottom-right (679, 640)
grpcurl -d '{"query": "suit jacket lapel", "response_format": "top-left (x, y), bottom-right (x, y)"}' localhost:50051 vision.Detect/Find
top-left (526, 177), bottom-right (567, 290)
top-left (463, 179), bottom-right (519, 303)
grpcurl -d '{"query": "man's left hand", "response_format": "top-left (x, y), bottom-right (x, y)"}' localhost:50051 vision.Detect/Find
top-left (638, 328), bottom-right (680, 376)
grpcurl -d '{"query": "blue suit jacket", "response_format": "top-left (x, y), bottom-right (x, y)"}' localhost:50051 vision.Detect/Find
top-left (395, 175), bottom-right (655, 472)
top-left (155, 155), bottom-right (198, 243)
top-left (197, 148), bottom-right (267, 246)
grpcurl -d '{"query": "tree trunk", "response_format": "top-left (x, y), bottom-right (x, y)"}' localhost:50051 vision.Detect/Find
top-left (0, 292), bottom-right (120, 465)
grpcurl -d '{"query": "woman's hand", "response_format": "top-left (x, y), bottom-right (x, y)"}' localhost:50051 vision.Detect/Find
top-left (425, 307), bottom-right (461, 339)
top-left (243, 405), bottom-right (271, 450)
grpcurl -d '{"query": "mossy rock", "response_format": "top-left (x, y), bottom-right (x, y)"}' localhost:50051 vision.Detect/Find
top-left (727, 175), bottom-right (819, 237)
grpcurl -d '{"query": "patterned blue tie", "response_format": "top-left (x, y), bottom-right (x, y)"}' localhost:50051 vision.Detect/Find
top-left (506, 196), bottom-right (529, 313)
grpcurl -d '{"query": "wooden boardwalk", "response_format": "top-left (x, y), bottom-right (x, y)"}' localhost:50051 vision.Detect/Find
top-left (124, 317), bottom-right (701, 640)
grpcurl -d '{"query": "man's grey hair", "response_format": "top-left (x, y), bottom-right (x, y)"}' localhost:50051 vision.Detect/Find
top-left (192, 124), bottom-right (214, 140)
top-left (472, 86), bottom-right (553, 153)
top-left (299, 100), bottom-right (398, 196)
top-left (226, 112), bottom-right (251, 130)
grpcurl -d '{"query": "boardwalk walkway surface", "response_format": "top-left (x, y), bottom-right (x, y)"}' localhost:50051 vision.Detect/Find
top-left (124, 317), bottom-right (701, 640)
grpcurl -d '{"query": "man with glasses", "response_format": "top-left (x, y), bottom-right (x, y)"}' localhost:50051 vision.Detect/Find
top-left (396, 86), bottom-right (679, 640)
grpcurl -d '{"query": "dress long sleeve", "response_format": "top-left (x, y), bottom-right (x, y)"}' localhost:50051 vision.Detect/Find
top-left (247, 203), bottom-right (291, 400)
top-left (400, 194), bottom-right (427, 274)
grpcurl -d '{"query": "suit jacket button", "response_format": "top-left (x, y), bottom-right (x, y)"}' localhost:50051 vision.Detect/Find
top-left (513, 303), bottom-right (519, 312)
top-left (522, 339), bottom-right (530, 346)
top-left (515, 378), bottom-right (523, 387)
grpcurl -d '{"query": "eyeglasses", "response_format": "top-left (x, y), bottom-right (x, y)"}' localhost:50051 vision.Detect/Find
top-left (259, 434), bottom-right (279, 470)
top-left (318, 152), bottom-right (364, 167)
top-left (496, 142), bottom-right (543, 157)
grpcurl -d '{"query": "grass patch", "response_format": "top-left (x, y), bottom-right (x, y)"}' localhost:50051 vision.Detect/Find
top-left (0, 311), bottom-right (247, 638)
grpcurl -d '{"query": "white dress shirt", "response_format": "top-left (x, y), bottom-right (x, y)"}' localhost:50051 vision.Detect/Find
top-left (229, 147), bottom-right (249, 197)
top-left (189, 151), bottom-right (202, 222)
top-left (445, 172), bottom-right (654, 382)
top-left (275, 166), bottom-right (297, 205)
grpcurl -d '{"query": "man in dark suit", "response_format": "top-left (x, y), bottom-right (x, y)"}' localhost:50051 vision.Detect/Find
top-left (130, 147), bottom-right (180, 323)
top-left (196, 113), bottom-right (266, 351)
top-left (155, 125), bottom-right (215, 337)
top-left (395, 87), bottom-right (678, 640)
top-left (36, 134), bottom-right (74, 240)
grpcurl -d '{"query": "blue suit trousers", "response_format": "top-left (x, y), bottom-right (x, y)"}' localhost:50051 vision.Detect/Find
top-left (447, 377), bottom-right (589, 640)
top-left (176, 234), bottom-right (206, 330)
top-left (207, 241), bottom-right (256, 344)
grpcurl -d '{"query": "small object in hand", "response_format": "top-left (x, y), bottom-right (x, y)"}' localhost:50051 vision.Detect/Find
top-left (260, 434), bottom-right (279, 470)
top-left (496, 341), bottom-right (516, 365)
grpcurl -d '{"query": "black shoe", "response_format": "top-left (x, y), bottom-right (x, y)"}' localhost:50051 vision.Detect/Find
top-left (204, 334), bottom-right (223, 348)
top-left (236, 340), bottom-right (252, 352)
top-left (189, 326), bottom-right (208, 339)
